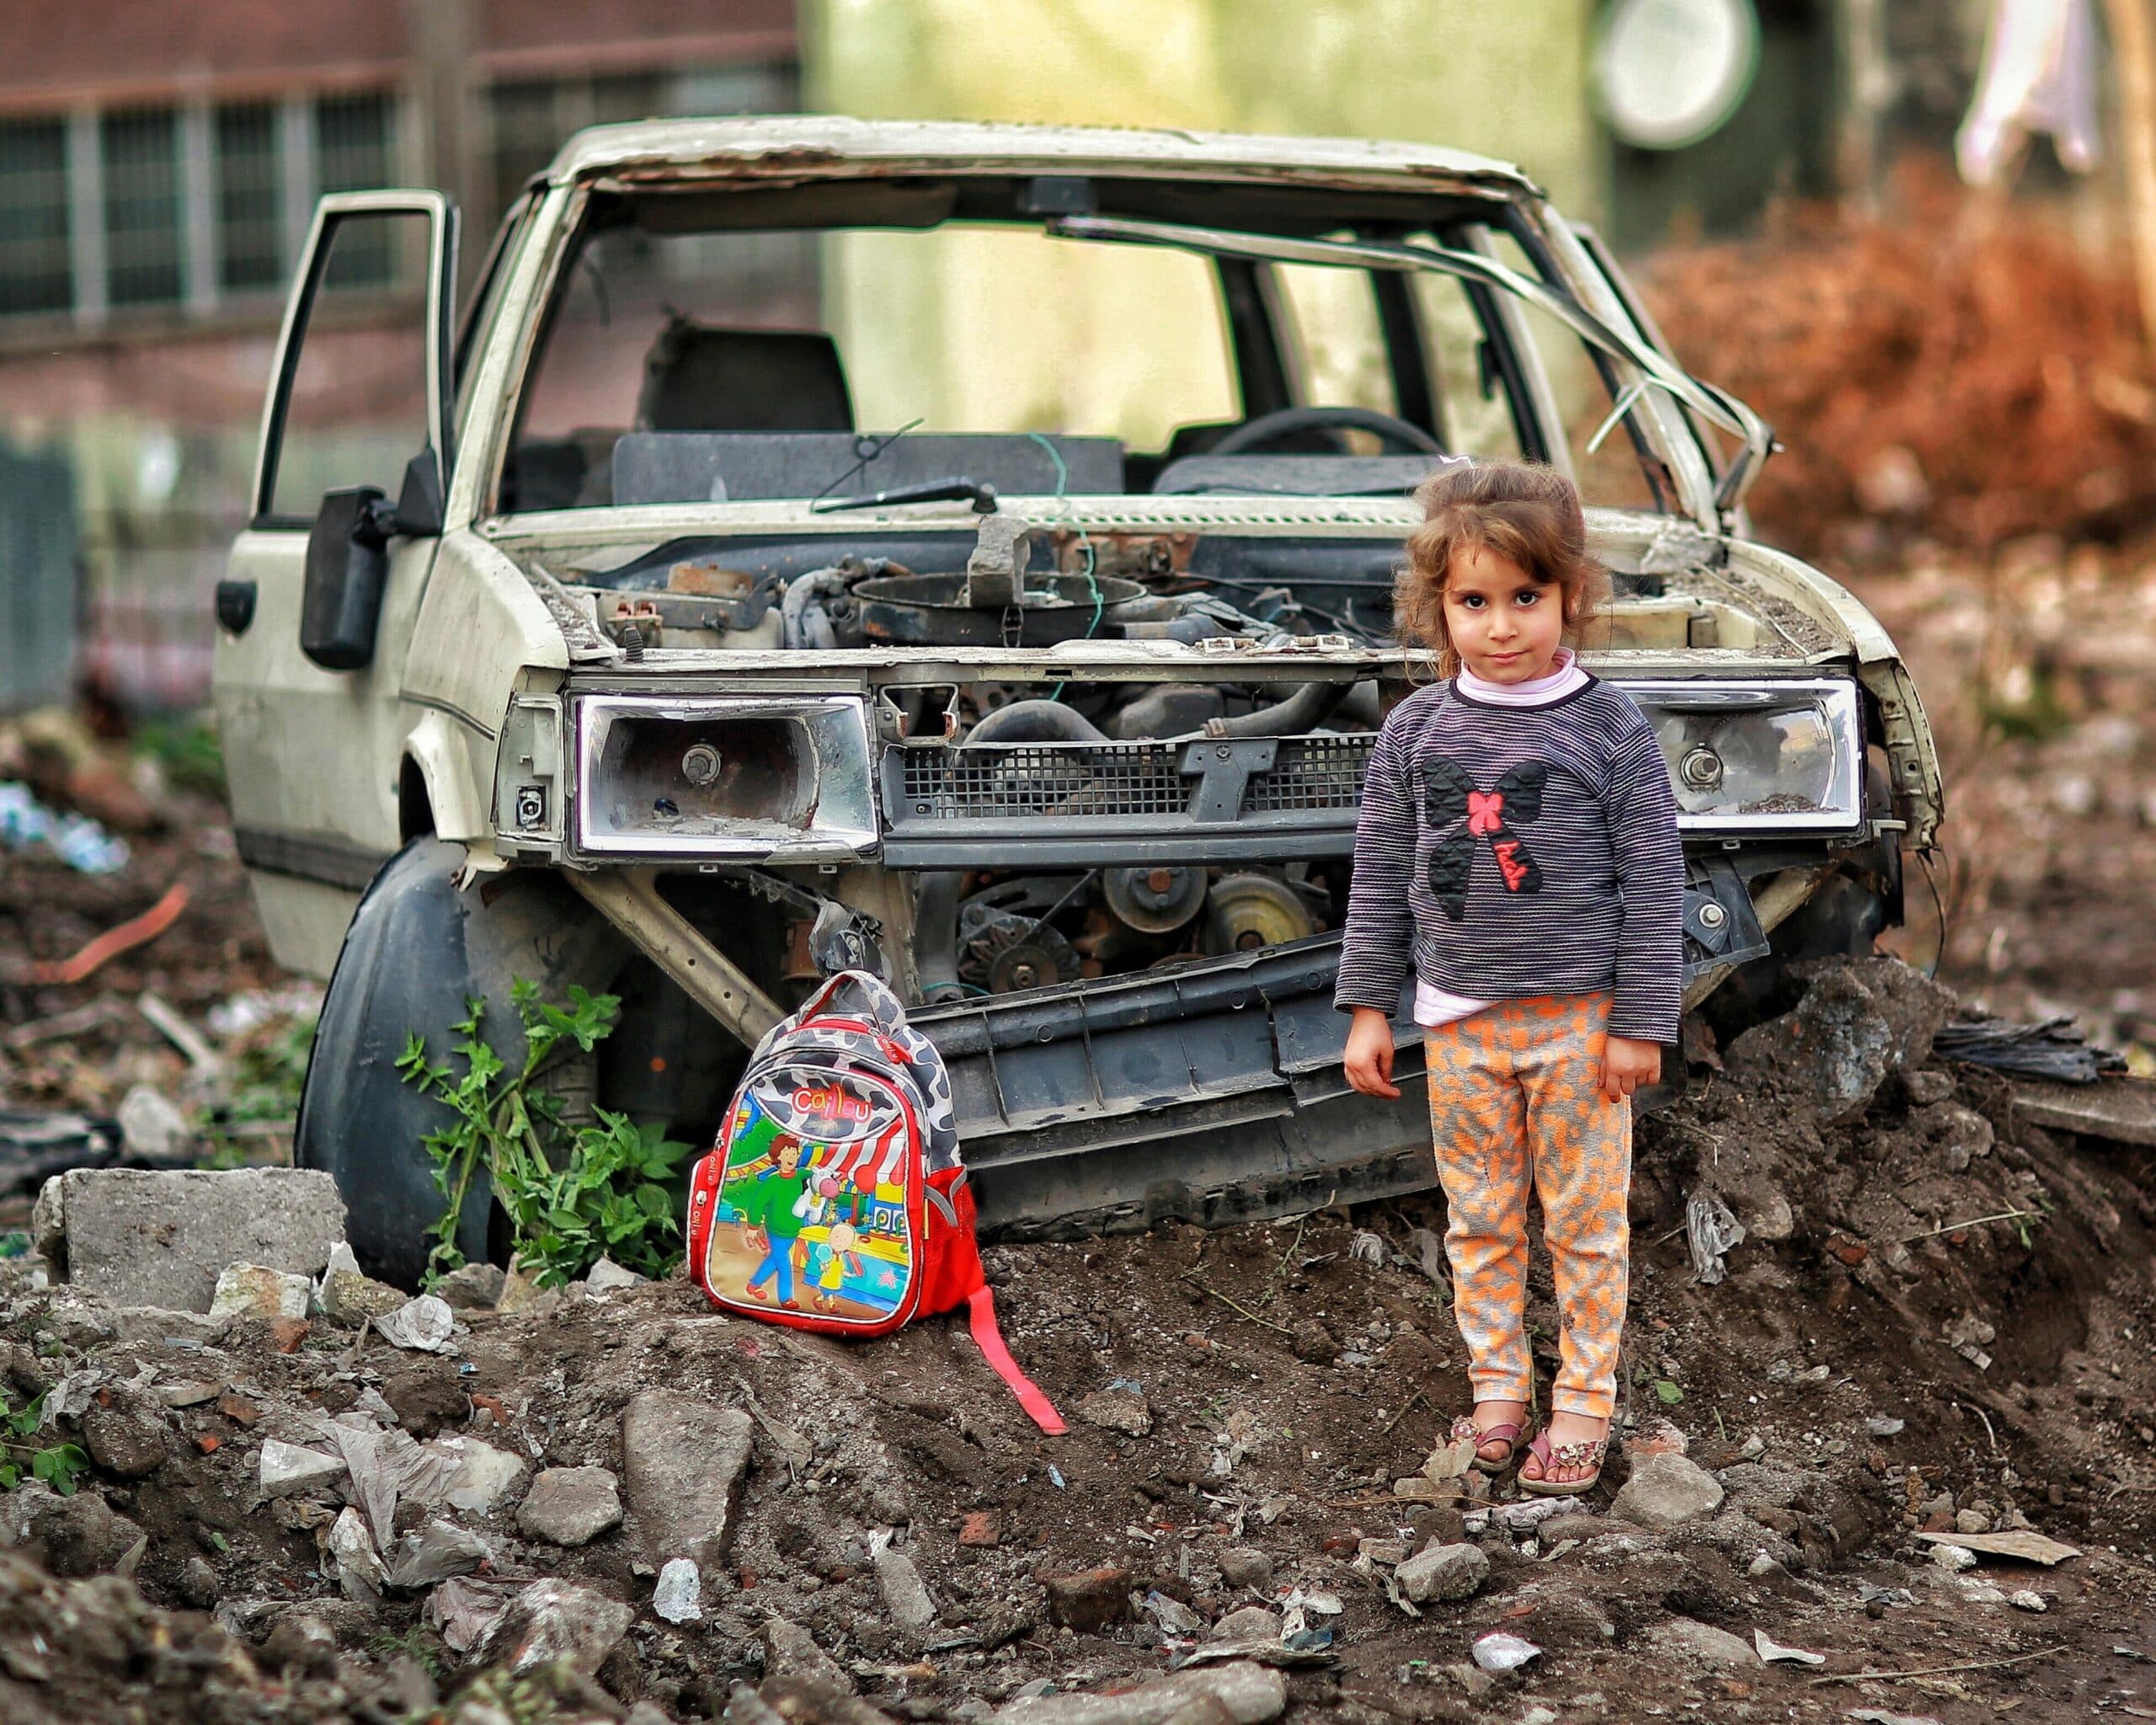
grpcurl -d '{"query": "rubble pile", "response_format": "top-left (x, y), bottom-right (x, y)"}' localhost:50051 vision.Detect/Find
top-left (1639, 162), bottom-right (2156, 564)
top-left (0, 958), bottom-right (2148, 1723)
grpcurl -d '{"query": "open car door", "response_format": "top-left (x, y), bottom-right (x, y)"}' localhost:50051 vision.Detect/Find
top-left (212, 191), bottom-right (458, 976)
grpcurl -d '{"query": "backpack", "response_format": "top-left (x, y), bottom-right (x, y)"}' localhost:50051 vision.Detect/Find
top-left (686, 970), bottom-right (1064, 1433)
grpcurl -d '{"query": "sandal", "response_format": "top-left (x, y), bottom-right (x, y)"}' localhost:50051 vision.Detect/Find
top-left (1516, 1425), bottom-right (1609, 1498)
top-left (1449, 1415), bottom-right (1524, 1474)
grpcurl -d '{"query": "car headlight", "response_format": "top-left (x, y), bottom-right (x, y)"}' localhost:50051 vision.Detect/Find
top-left (1619, 678), bottom-right (1865, 834)
top-left (570, 694), bottom-right (878, 860)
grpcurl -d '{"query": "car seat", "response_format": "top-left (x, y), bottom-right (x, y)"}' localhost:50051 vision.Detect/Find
top-left (635, 314), bottom-right (855, 433)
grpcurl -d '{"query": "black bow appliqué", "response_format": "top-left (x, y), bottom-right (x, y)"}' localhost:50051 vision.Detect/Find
top-left (1422, 757), bottom-right (1549, 918)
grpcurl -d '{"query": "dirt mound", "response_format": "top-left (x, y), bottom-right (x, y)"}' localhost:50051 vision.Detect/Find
top-left (0, 959), bottom-right (2151, 1723)
top-left (1639, 161), bottom-right (2156, 565)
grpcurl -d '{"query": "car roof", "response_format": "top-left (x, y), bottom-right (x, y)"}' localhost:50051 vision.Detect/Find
top-left (546, 114), bottom-right (1541, 202)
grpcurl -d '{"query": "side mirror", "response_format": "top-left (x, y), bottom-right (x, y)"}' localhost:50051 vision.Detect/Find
top-left (300, 485), bottom-right (397, 670)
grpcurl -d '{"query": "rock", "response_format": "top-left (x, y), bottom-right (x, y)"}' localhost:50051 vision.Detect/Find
top-left (1930, 1541), bottom-right (1977, 1573)
top-left (1627, 1418), bottom-right (1689, 1459)
top-left (1918, 1102), bottom-right (1995, 1172)
top-left (259, 1438), bottom-right (348, 1498)
top-left (0, 1482), bottom-right (146, 1576)
top-left (518, 1466), bottom-right (624, 1546)
top-left (1724, 956), bottom-right (1954, 1124)
top-left (1744, 1190), bottom-right (1796, 1242)
top-left (209, 1263), bottom-right (312, 1321)
top-left (653, 1557), bottom-right (702, 1624)
top-left (1956, 1508), bottom-right (1991, 1535)
top-left (81, 1386), bottom-right (168, 1478)
top-left (433, 1262), bottom-right (507, 1310)
top-left (177, 1554), bottom-right (221, 1607)
top-left (1216, 1546), bottom-right (1273, 1590)
top-left (318, 1243), bottom-right (408, 1322)
top-left (762, 1614), bottom-right (857, 1693)
top-left (1395, 1541), bottom-right (1489, 1603)
top-left (620, 1391), bottom-right (754, 1567)
top-left (259, 1613), bottom-right (340, 1678)
top-left (384, 1519), bottom-right (490, 1589)
top-left (1408, 1504), bottom-right (1467, 1547)
top-left (2009, 1589), bottom-right (2047, 1612)
top-left (1648, 1617), bottom-right (1759, 1669)
top-left (486, 1578), bottom-right (635, 1673)
top-left (584, 1256), bottom-right (647, 1292)
top-left (1609, 1454), bottom-right (1726, 1529)
top-left (1209, 1605), bottom-right (1282, 1642)
top-left (1043, 1564), bottom-right (1133, 1633)
top-left (269, 1316), bottom-right (311, 1354)
top-left (1076, 1388), bottom-right (1152, 1438)
top-left (1904, 1068), bottom-right (1955, 1105)
top-left (116, 1086), bottom-right (194, 1160)
top-left (991, 1660), bottom-right (1286, 1725)
top-left (430, 1434), bottom-right (527, 1515)
top-left (1290, 1320), bottom-right (1337, 1364)
top-left (37, 1167), bottom-right (344, 1311)
top-left (328, 1505), bottom-right (387, 1602)
top-left (374, 1294), bottom-right (457, 1353)
top-left (873, 1537), bottom-right (937, 1630)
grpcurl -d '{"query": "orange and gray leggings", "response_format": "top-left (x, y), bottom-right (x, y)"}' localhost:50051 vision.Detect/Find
top-left (1423, 992), bottom-right (1630, 1421)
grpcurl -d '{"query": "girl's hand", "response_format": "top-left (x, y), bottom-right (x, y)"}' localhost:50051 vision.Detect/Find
top-left (1601, 1034), bottom-right (1660, 1102)
top-left (1344, 1007), bottom-right (1401, 1099)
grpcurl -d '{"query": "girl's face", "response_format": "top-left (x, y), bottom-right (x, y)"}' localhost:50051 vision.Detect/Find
top-left (1442, 542), bottom-right (1566, 684)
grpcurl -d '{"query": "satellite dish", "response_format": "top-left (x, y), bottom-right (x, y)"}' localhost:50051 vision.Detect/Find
top-left (1593, 0), bottom-right (1762, 152)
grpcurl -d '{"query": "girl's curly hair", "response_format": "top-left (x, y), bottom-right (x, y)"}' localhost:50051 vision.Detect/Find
top-left (1394, 460), bottom-right (1609, 677)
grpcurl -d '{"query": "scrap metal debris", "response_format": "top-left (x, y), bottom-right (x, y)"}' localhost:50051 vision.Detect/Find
top-left (1934, 1016), bottom-right (2127, 1082)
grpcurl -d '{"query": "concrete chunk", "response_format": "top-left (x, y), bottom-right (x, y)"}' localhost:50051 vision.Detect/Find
top-left (40, 1169), bottom-right (346, 1312)
top-left (620, 1391), bottom-right (753, 1568)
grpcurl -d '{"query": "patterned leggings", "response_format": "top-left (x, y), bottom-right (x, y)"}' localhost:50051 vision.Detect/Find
top-left (1423, 993), bottom-right (1630, 1420)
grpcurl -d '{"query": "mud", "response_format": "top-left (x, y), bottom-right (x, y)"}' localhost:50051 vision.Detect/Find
top-left (0, 956), bottom-right (2152, 1725)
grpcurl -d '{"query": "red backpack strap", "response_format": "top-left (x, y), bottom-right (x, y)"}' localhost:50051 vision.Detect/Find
top-left (965, 1285), bottom-right (1065, 1434)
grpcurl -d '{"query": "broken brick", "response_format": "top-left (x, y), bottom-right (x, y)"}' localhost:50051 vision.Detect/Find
top-left (958, 1511), bottom-right (1001, 1548)
top-left (269, 1318), bottom-right (310, 1354)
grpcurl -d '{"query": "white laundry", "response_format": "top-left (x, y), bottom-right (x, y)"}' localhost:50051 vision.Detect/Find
top-left (1956, 0), bottom-right (2102, 185)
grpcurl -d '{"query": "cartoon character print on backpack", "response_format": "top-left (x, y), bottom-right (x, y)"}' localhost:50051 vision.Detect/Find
top-left (705, 1064), bottom-right (918, 1322)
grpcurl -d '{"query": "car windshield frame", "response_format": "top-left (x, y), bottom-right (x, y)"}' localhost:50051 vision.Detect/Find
top-left (478, 166), bottom-right (1766, 529)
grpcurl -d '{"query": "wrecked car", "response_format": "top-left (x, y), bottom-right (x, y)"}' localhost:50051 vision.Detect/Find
top-left (211, 118), bottom-right (1941, 1284)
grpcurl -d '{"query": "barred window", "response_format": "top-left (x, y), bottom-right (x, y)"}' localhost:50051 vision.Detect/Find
top-left (216, 103), bottom-right (284, 292)
top-left (316, 92), bottom-right (395, 290)
top-left (101, 107), bottom-right (183, 307)
top-left (0, 117), bottom-right (71, 317)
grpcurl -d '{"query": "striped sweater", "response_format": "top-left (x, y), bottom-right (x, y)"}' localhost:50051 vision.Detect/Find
top-left (1333, 676), bottom-right (1686, 1043)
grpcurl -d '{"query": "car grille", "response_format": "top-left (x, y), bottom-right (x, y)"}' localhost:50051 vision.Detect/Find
top-left (883, 733), bottom-right (1371, 857)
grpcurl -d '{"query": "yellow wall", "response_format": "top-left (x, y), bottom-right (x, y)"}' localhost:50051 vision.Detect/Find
top-left (802, 0), bottom-right (1599, 450)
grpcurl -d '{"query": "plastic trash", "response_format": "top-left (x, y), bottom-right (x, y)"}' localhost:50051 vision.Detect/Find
top-left (374, 1293), bottom-right (457, 1353)
top-left (0, 782), bottom-right (128, 874)
top-left (1471, 1631), bottom-right (1541, 1673)
top-left (1686, 1191), bottom-right (1748, 1284)
top-left (1753, 1628), bottom-right (1826, 1665)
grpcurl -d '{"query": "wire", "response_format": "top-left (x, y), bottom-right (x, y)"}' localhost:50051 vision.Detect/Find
top-left (1027, 431), bottom-right (1102, 702)
top-left (1917, 848), bottom-right (1949, 980)
top-left (810, 417), bottom-right (926, 508)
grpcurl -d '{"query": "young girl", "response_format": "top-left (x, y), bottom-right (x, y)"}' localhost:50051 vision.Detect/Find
top-left (1337, 460), bottom-right (1683, 1497)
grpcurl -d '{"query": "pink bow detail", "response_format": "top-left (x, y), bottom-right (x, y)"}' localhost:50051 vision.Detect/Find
top-left (1466, 789), bottom-right (1505, 836)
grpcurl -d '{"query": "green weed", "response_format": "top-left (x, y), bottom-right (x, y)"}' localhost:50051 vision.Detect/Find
top-left (397, 980), bottom-right (690, 1290)
top-left (0, 1391), bottom-right (89, 1495)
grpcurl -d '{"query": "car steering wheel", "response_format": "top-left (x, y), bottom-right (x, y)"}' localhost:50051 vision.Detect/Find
top-left (1208, 405), bottom-right (1446, 457)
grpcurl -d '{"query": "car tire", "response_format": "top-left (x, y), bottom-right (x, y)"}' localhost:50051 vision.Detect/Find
top-left (294, 839), bottom-right (626, 1288)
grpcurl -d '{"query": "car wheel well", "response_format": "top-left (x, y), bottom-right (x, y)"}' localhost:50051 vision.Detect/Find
top-left (398, 756), bottom-right (436, 841)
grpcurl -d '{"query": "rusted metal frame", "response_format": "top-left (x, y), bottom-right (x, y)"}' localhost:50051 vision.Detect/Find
top-left (566, 868), bottom-right (784, 1048)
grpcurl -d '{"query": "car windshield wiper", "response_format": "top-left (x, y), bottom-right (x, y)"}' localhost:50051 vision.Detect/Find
top-left (810, 476), bottom-right (1000, 515)
top-left (1045, 212), bottom-right (1773, 515)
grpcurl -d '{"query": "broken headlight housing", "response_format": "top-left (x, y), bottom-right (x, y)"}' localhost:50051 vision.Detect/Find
top-left (1619, 678), bottom-right (1865, 835)
top-left (569, 693), bottom-right (878, 861)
